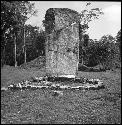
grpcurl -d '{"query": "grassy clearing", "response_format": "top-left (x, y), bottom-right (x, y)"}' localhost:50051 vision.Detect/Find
top-left (1, 65), bottom-right (121, 124)
top-left (1, 65), bottom-right (46, 88)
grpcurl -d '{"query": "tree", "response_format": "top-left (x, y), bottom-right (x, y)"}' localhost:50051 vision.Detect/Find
top-left (24, 25), bottom-right (40, 62)
top-left (116, 29), bottom-right (121, 53)
top-left (99, 35), bottom-right (115, 44)
top-left (79, 3), bottom-right (104, 34)
top-left (79, 2), bottom-right (104, 65)
top-left (82, 41), bottom-right (100, 67)
top-left (23, 7), bottom-right (37, 64)
top-left (35, 30), bottom-right (46, 56)
top-left (15, 25), bottom-right (45, 64)
top-left (96, 34), bottom-right (120, 70)
top-left (83, 34), bottom-right (89, 47)
top-left (81, 34), bottom-right (119, 70)
top-left (1, 1), bottom-right (37, 66)
top-left (79, 34), bottom-right (89, 64)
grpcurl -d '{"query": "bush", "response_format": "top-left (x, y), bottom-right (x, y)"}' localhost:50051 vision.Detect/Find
top-left (81, 41), bottom-right (121, 70)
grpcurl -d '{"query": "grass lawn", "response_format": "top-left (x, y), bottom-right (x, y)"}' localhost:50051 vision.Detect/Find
top-left (1, 65), bottom-right (121, 124)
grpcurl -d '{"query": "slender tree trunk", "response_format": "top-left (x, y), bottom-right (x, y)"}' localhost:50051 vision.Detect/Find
top-left (23, 14), bottom-right (34, 63)
top-left (81, 47), bottom-right (84, 65)
top-left (81, 57), bottom-right (84, 65)
top-left (23, 24), bottom-right (26, 63)
top-left (2, 46), bottom-right (6, 66)
top-left (2, 34), bottom-right (7, 66)
top-left (76, 38), bottom-right (79, 74)
top-left (14, 33), bottom-right (17, 67)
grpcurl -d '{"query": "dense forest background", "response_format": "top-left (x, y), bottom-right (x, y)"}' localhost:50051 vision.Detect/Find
top-left (1, 1), bottom-right (121, 70)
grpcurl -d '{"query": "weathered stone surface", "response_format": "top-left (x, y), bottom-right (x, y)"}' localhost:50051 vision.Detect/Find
top-left (44, 8), bottom-right (80, 76)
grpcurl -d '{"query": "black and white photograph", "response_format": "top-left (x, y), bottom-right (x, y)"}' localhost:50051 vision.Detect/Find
top-left (1, 1), bottom-right (121, 124)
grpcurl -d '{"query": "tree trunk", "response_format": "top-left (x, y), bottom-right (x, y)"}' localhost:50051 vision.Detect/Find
top-left (2, 34), bottom-right (7, 66)
top-left (14, 33), bottom-right (17, 67)
top-left (2, 47), bottom-right (6, 66)
top-left (81, 57), bottom-right (84, 65)
top-left (81, 47), bottom-right (84, 65)
top-left (23, 25), bottom-right (26, 63)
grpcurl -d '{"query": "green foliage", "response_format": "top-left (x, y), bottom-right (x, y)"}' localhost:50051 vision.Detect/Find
top-left (83, 34), bottom-right (89, 47)
top-left (98, 35), bottom-right (121, 69)
top-left (79, 3), bottom-right (104, 65)
top-left (24, 26), bottom-right (46, 62)
top-left (79, 3), bottom-right (104, 34)
top-left (116, 29), bottom-right (121, 44)
top-left (35, 31), bottom-right (46, 56)
top-left (1, 1), bottom-right (36, 35)
top-left (1, 1), bottom-right (38, 66)
top-left (116, 29), bottom-right (121, 53)
top-left (1, 1), bottom-right (37, 66)
top-left (99, 35), bottom-right (115, 44)
top-left (83, 34), bottom-right (121, 70)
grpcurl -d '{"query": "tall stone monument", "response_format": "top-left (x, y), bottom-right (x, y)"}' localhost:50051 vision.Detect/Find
top-left (44, 8), bottom-right (80, 76)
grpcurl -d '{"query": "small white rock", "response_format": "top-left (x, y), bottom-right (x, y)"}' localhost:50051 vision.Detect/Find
top-left (53, 90), bottom-right (63, 96)
top-left (1, 87), bottom-right (8, 91)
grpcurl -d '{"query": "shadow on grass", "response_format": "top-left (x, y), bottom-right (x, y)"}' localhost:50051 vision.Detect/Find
top-left (78, 65), bottom-right (106, 72)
